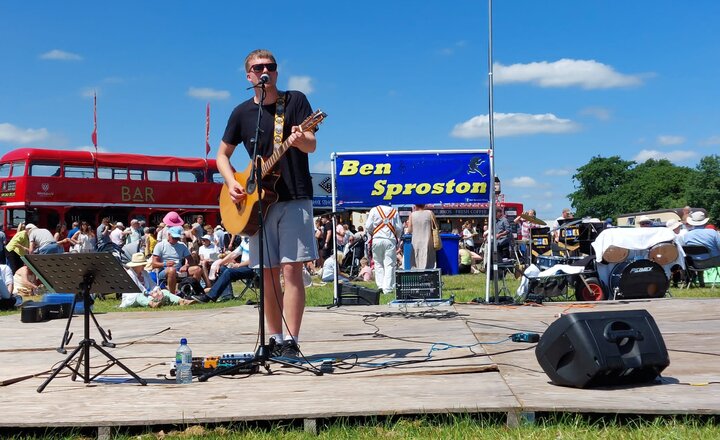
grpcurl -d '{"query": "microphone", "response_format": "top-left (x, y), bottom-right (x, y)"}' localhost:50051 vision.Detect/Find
top-left (258, 73), bottom-right (270, 85)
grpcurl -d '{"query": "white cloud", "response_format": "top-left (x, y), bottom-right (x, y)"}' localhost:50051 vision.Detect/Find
top-left (288, 76), bottom-right (314, 95)
top-left (0, 123), bottom-right (50, 144)
top-left (509, 176), bottom-right (537, 187)
top-left (451, 112), bottom-right (579, 138)
top-left (699, 135), bottom-right (720, 146)
top-left (39, 49), bottom-right (83, 61)
top-left (657, 135), bottom-right (685, 146)
top-left (187, 87), bottom-right (230, 100)
top-left (544, 168), bottom-right (571, 176)
top-left (633, 149), bottom-right (697, 163)
top-left (494, 59), bottom-right (646, 89)
top-left (579, 106), bottom-right (611, 121)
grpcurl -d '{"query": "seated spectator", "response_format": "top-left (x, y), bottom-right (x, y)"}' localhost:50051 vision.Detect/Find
top-left (192, 236), bottom-right (254, 303)
top-left (684, 212), bottom-right (720, 257)
top-left (12, 266), bottom-right (44, 297)
top-left (119, 253), bottom-right (195, 308)
top-left (356, 257), bottom-right (373, 282)
top-left (150, 226), bottom-right (203, 294)
top-left (198, 234), bottom-right (219, 283)
top-left (0, 263), bottom-right (17, 310)
top-left (459, 247), bottom-right (483, 274)
top-left (321, 251), bottom-right (350, 283)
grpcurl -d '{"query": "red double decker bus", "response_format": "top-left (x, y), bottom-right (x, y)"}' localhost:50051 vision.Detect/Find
top-left (0, 148), bottom-right (223, 236)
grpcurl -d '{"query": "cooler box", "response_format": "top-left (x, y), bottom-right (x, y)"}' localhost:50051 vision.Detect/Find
top-left (42, 293), bottom-right (87, 314)
top-left (436, 233), bottom-right (460, 275)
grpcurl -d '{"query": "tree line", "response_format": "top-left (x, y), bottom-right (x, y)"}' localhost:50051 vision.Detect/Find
top-left (568, 155), bottom-right (720, 226)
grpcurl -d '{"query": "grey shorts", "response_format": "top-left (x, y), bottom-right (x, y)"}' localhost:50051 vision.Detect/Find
top-left (249, 198), bottom-right (318, 268)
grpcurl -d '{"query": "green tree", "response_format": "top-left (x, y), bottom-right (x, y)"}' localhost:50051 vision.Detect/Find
top-left (617, 159), bottom-right (696, 213)
top-left (568, 156), bottom-right (633, 219)
top-left (686, 155), bottom-right (720, 226)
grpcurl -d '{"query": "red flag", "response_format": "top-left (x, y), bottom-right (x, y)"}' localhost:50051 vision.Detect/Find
top-left (205, 102), bottom-right (210, 157)
top-left (91, 92), bottom-right (98, 150)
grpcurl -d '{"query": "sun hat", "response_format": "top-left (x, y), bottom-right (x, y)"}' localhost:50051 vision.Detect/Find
top-left (162, 211), bottom-right (185, 227)
top-left (201, 234), bottom-right (212, 241)
top-left (125, 252), bottom-right (148, 268)
top-left (687, 211), bottom-right (709, 226)
top-left (25, 223), bottom-right (37, 231)
top-left (168, 226), bottom-right (183, 238)
top-left (666, 219), bottom-right (682, 230)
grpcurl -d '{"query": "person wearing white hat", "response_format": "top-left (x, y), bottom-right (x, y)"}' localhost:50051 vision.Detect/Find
top-left (120, 252), bottom-right (195, 308)
top-left (198, 234), bottom-right (219, 281)
top-left (684, 212), bottom-right (720, 258)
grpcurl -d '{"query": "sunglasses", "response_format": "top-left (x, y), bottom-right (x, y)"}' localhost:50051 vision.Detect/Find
top-left (249, 63), bottom-right (277, 73)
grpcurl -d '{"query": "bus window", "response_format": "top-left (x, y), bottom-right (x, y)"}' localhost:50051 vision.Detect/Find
top-left (29, 162), bottom-right (61, 177)
top-left (98, 167), bottom-right (130, 180)
top-left (178, 169), bottom-right (202, 183)
top-left (11, 160), bottom-right (26, 177)
top-left (9, 209), bottom-right (28, 228)
top-left (147, 169), bottom-right (175, 181)
top-left (129, 168), bottom-right (143, 180)
top-left (64, 165), bottom-right (95, 179)
top-left (0, 163), bottom-right (9, 178)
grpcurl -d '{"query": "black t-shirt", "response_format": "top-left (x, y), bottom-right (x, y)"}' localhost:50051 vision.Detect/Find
top-left (222, 90), bottom-right (314, 201)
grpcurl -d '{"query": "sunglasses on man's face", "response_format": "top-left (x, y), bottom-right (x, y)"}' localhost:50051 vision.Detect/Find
top-left (249, 63), bottom-right (277, 73)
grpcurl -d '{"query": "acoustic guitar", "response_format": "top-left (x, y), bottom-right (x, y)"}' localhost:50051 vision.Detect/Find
top-left (219, 109), bottom-right (327, 235)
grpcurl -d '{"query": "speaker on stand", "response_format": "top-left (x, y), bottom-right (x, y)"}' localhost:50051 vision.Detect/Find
top-left (535, 309), bottom-right (670, 388)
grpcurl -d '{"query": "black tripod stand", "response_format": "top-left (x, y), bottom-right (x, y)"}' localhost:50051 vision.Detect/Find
top-left (25, 253), bottom-right (147, 392)
top-left (200, 79), bottom-right (321, 381)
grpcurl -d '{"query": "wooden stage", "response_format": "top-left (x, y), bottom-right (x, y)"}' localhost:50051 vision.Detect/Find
top-left (1, 298), bottom-right (719, 434)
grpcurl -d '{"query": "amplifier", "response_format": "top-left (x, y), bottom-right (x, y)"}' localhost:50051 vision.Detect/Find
top-left (396, 269), bottom-right (442, 300)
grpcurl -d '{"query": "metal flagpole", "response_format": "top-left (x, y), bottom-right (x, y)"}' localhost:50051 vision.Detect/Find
top-left (485, 0), bottom-right (498, 303)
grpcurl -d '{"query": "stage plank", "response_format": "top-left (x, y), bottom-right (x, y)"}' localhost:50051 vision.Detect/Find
top-left (0, 298), bottom-right (719, 430)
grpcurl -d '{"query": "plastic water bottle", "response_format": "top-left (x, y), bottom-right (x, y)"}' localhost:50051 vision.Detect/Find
top-left (175, 338), bottom-right (192, 384)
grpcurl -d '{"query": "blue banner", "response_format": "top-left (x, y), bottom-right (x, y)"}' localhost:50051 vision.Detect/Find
top-left (334, 151), bottom-right (491, 208)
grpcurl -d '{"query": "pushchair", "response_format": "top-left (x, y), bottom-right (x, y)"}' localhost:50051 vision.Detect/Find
top-left (341, 236), bottom-right (366, 279)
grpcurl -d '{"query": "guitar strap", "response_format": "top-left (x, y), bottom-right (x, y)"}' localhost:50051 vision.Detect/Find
top-left (273, 92), bottom-right (286, 150)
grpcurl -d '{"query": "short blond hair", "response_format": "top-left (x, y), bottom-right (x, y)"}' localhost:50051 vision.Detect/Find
top-left (244, 49), bottom-right (276, 72)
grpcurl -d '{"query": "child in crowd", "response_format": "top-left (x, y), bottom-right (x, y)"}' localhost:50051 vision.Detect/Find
top-left (357, 257), bottom-right (373, 282)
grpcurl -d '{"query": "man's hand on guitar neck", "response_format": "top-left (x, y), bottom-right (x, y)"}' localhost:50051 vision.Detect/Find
top-left (286, 124), bottom-right (316, 153)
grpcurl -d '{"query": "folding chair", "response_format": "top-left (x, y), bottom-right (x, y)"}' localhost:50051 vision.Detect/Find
top-left (683, 245), bottom-right (720, 289)
top-left (231, 268), bottom-right (260, 302)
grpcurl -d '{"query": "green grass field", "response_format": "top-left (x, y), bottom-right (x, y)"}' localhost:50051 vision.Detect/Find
top-left (2, 271), bottom-right (719, 317)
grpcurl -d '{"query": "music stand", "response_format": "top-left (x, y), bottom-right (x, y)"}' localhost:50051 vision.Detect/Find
top-left (24, 252), bottom-right (147, 393)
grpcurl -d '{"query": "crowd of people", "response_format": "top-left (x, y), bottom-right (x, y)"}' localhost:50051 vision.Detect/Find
top-left (0, 212), bottom-right (261, 311)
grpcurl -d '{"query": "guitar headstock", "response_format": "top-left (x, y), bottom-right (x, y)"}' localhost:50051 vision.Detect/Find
top-left (300, 109), bottom-right (327, 132)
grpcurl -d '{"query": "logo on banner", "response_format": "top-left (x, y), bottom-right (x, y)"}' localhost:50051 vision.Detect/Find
top-left (467, 157), bottom-right (486, 176)
top-left (38, 183), bottom-right (54, 197)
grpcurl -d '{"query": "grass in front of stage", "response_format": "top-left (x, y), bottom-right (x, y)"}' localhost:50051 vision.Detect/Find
top-left (5, 413), bottom-right (718, 439)
top-left (1, 273), bottom-right (719, 317)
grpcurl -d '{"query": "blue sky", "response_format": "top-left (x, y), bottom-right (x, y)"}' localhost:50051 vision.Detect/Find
top-left (1, 1), bottom-right (718, 220)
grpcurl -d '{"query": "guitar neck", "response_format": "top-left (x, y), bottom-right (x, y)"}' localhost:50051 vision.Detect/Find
top-left (260, 138), bottom-right (293, 177)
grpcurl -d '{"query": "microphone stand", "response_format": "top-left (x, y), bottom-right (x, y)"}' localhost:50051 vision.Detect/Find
top-left (200, 80), bottom-right (321, 381)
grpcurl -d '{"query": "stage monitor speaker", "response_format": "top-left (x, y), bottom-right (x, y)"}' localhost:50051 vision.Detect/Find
top-left (535, 309), bottom-right (669, 388)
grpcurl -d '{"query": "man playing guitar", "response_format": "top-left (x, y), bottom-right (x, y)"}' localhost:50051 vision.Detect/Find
top-left (216, 49), bottom-right (318, 362)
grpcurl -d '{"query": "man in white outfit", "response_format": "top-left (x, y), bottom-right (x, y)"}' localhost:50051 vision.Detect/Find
top-left (365, 205), bottom-right (403, 294)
